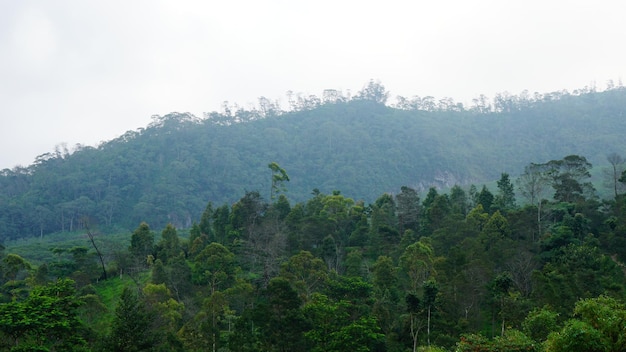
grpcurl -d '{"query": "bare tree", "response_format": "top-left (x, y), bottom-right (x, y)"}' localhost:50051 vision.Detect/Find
top-left (83, 219), bottom-right (107, 280)
top-left (516, 163), bottom-right (551, 239)
top-left (606, 153), bottom-right (625, 198)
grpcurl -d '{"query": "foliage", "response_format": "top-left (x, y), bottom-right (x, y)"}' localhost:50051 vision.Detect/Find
top-left (3, 87), bottom-right (626, 240)
top-left (0, 278), bottom-right (88, 351)
top-left (3, 147), bottom-right (626, 350)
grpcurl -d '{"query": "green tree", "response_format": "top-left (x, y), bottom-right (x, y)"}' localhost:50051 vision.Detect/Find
top-left (157, 223), bottom-right (182, 264)
top-left (547, 155), bottom-right (595, 203)
top-left (572, 295), bottom-right (626, 351)
top-left (396, 186), bottom-right (421, 234)
top-left (192, 242), bottom-right (237, 294)
top-left (449, 185), bottom-right (469, 216)
top-left (494, 173), bottom-right (516, 212)
top-left (280, 250), bottom-right (328, 302)
top-left (142, 283), bottom-right (185, 351)
top-left (199, 202), bottom-right (215, 242)
top-left (303, 293), bottom-right (349, 352)
top-left (0, 278), bottom-right (88, 351)
top-left (545, 320), bottom-right (607, 352)
top-left (179, 291), bottom-right (230, 352)
top-left (256, 277), bottom-right (308, 352)
top-left (268, 162), bottom-right (290, 201)
top-left (400, 238), bottom-right (437, 293)
top-left (521, 307), bottom-right (560, 343)
top-left (106, 287), bottom-right (158, 352)
top-left (477, 185), bottom-right (494, 213)
top-left (355, 79), bottom-right (389, 104)
top-left (212, 204), bottom-right (231, 245)
top-left (328, 316), bottom-right (385, 352)
top-left (1, 253), bottom-right (31, 282)
top-left (129, 222), bottom-right (154, 264)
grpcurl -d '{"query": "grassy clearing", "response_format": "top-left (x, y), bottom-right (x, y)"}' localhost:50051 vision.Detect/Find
top-left (5, 231), bottom-right (132, 265)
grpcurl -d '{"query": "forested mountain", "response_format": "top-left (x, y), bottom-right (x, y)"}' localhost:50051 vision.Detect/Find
top-left (2, 83), bottom-right (626, 240)
top-left (2, 82), bottom-right (626, 351)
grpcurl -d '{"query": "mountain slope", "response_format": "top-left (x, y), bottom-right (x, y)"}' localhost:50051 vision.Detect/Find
top-left (1, 88), bottom-right (626, 240)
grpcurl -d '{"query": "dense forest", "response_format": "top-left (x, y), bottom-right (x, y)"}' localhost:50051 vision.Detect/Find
top-left (2, 81), bottom-right (626, 351)
top-left (2, 158), bottom-right (626, 351)
top-left (2, 81), bottom-right (626, 240)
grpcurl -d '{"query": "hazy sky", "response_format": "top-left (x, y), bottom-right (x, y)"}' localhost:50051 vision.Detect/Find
top-left (1, 0), bottom-right (625, 169)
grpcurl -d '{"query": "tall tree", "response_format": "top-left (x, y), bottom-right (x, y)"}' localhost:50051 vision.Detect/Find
top-left (606, 152), bottom-right (625, 198)
top-left (494, 173), bottom-right (516, 212)
top-left (157, 223), bottom-right (181, 265)
top-left (106, 287), bottom-right (158, 351)
top-left (355, 79), bottom-right (389, 104)
top-left (547, 155), bottom-right (595, 203)
top-left (129, 222), bottom-right (155, 265)
top-left (268, 162), bottom-right (290, 201)
top-left (396, 186), bottom-right (421, 236)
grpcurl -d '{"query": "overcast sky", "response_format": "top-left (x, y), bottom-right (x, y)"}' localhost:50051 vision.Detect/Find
top-left (1, 0), bottom-right (625, 169)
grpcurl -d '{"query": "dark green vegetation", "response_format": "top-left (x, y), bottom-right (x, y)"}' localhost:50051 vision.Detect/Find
top-left (1, 160), bottom-right (626, 350)
top-left (2, 82), bottom-right (626, 240)
top-left (2, 82), bottom-right (626, 351)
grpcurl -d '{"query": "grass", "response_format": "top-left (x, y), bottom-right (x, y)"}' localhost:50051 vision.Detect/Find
top-left (5, 231), bottom-right (133, 266)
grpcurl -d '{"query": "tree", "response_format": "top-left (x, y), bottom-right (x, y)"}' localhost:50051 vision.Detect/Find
top-left (129, 222), bottom-right (154, 264)
top-left (303, 293), bottom-right (349, 352)
top-left (355, 79), bottom-right (389, 104)
top-left (142, 283), bottom-right (185, 350)
top-left (106, 287), bottom-right (158, 351)
top-left (179, 290), bottom-right (229, 352)
top-left (85, 224), bottom-right (107, 280)
top-left (1, 253), bottom-right (31, 282)
top-left (372, 255), bottom-right (398, 298)
top-left (212, 204), bottom-right (231, 245)
top-left (477, 186), bottom-right (494, 213)
top-left (0, 278), bottom-right (88, 350)
top-left (268, 162), bottom-right (290, 201)
top-left (547, 155), bottom-right (595, 203)
top-left (571, 295), bottom-right (626, 351)
top-left (400, 238), bottom-right (437, 293)
top-left (606, 152), bottom-right (625, 198)
top-left (490, 272), bottom-right (513, 337)
top-left (449, 185), bottom-right (469, 216)
top-left (157, 223), bottom-right (181, 265)
top-left (494, 173), bottom-right (516, 212)
top-left (280, 251), bottom-right (328, 302)
top-left (422, 279), bottom-right (439, 347)
top-left (192, 242), bottom-right (237, 294)
top-left (517, 162), bottom-right (551, 238)
top-left (327, 316), bottom-right (385, 352)
top-left (256, 277), bottom-right (308, 351)
top-left (396, 186), bottom-right (421, 234)
top-left (545, 320), bottom-right (607, 352)
top-left (521, 307), bottom-right (559, 343)
top-left (517, 163), bottom-right (550, 206)
top-left (199, 202), bottom-right (214, 242)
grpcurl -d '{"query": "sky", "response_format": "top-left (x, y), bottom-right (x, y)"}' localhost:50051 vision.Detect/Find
top-left (1, 0), bottom-right (625, 169)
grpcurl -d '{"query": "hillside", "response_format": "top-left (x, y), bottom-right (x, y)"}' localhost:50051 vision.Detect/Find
top-left (1, 86), bottom-right (626, 240)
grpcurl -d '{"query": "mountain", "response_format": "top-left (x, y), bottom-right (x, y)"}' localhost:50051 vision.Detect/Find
top-left (2, 86), bottom-right (626, 240)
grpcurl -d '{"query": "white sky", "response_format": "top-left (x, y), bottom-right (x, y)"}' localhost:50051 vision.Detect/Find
top-left (1, 0), bottom-right (625, 169)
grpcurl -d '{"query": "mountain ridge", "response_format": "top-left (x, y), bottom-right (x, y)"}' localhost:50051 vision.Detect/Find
top-left (1, 86), bottom-right (625, 240)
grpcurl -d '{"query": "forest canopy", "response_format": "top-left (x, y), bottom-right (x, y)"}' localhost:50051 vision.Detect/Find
top-left (2, 80), bottom-right (626, 350)
top-left (1, 82), bottom-right (626, 240)
top-left (2, 163), bottom-right (626, 350)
